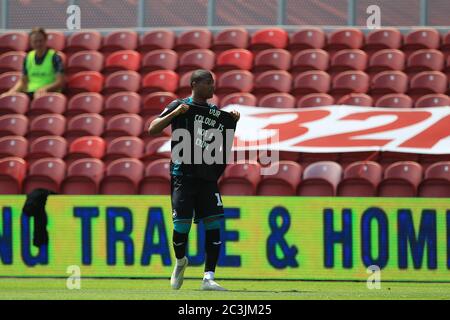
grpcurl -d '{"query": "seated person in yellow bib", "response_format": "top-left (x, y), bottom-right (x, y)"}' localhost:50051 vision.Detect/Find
top-left (3, 27), bottom-right (64, 100)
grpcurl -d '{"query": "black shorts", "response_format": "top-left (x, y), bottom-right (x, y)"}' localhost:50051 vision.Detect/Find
top-left (171, 175), bottom-right (224, 224)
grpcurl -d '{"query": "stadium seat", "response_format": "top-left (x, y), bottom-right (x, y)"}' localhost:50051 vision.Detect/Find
top-left (405, 49), bottom-right (445, 76)
top-left (366, 49), bottom-right (405, 77)
top-left (292, 70), bottom-right (331, 98)
top-left (288, 28), bottom-right (326, 53)
top-left (215, 49), bottom-right (254, 74)
top-left (297, 161), bottom-right (342, 196)
top-left (139, 159), bottom-right (171, 195)
top-left (140, 49), bottom-right (178, 74)
top-left (256, 161), bottom-right (302, 196)
top-left (0, 51), bottom-right (26, 73)
top-left (22, 158), bottom-right (66, 194)
top-left (61, 158), bottom-right (105, 195)
top-left (300, 153), bottom-right (340, 168)
top-left (377, 161), bottom-right (423, 197)
top-left (0, 114), bottom-right (28, 137)
top-left (27, 114), bottom-right (65, 142)
top-left (337, 93), bottom-right (373, 106)
top-left (401, 28), bottom-right (441, 57)
top-left (290, 49), bottom-right (329, 76)
top-left (174, 29), bottom-right (212, 52)
top-left (0, 136), bottom-right (28, 159)
top-left (0, 93), bottom-right (29, 115)
top-left (211, 28), bottom-right (249, 53)
top-left (215, 70), bottom-right (254, 97)
top-left (102, 70), bottom-right (141, 96)
top-left (445, 55), bottom-right (450, 78)
top-left (64, 113), bottom-right (105, 144)
top-left (141, 116), bottom-right (171, 146)
top-left (331, 71), bottom-right (370, 101)
top-left (0, 32), bottom-right (28, 54)
top-left (418, 161), bottom-right (450, 198)
top-left (103, 50), bottom-right (142, 75)
top-left (328, 49), bottom-right (368, 77)
top-left (296, 93), bottom-right (335, 108)
top-left (177, 49), bottom-right (215, 74)
top-left (46, 31), bottom-right (65, 51)
top-left (141, 92), bottom-right (177, 118)
top-left (369, 71), bottom-right (409, 102)
top-left (252, 49), bottom-right (291, 74)
top-left (363, 28), bottom-right (403, 55)
top-left (0, 157), bottom-right (27, 194)
top-left (65, 31), bottom-right (102, 54)
top-left (66, 136), bottom-right (106, 166)
top-left (141, 70), bottom-right (179, 95)
top-left (407, 71), bottom-right (448, 101)
top-left (339, 151), bottom-right (380, 169)
top-left (101, 31), bottom-right (138, 55)
top-left (138, 29), bottom-right (175, 53)
top-left (375, 93), bottom-right (413, 108)
top-left (103, 136), bottom-right (144, 166)
top-left (140, 137), bottom-right (171, 167)
top-left (337, 161), bottom-right (382, 197)
top-left (27, 93), bottom-right (67, 119)
top-left (325, 28), bottom-right (364, 57)
top-left (65, 92), bottom-right (104, 119)
top-left (66, 71), bottom-right (104, 95)
top-left (66, 50), bottom-right (104, 75)
top-left (249, 28), bottom-right (289, 52)
top-left (100, 158), bottom-right (144, 194)
top-left (175, 71), bottom-right (195, 97)
top-left (0, 72), bottom-right (21, 94)
top-left (259, 93), bottom-right (296, 108)
top-left (220, 93), bottom-right (257, 107)
top-left (414, 93), bottom-right (450, 108)
top-left (252, 70), bottom-right (292, 97)
top-left (26, 136), bottom-right (67, 165)
top-left (103, 114), bottom-right (144, 143)
top-left (103, 92), bottom-right (141, 120)
top-left (379, 152), bottom-right (420, 169)
top-left (219, 161), bottom-right (262, 195)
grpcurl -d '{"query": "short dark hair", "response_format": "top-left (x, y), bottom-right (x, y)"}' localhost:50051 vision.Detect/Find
top-left (29, 27), bottom-right (47, 39)
top-left (190, 69), bottom-right (213, 87)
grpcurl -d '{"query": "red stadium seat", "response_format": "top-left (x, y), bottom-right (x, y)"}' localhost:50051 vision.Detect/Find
top-left (337, 93), bottom-right (373, 107)
top-left (363, 28), bottom-right (403, 55)
top-left (370, 71), bottom-right (408, 102)
top-left (65, 92), bottom-right (104, 119)
top-left (407, 71), bottom-right (448, 101)
top-left (46, 31), bottom-right (66, 51)
top-left (418, 162), bottom-right (450, 198)
top-left (290, 49), bottom-right (329, 76)
top-left (22, 158), bottom-right (66, 194)
top-left (215, 49), bottom-right (253, 74)
top-left (141, 116), bottom-right (171, 146)
top-left (288, 28), bottom-right (326, 53)
top-left (292, 70), bottom-right (331, 98)
top-left (26, 136), bottom-right (67, 165)
top-left (0, 32), bottom-right (28, 54)
top-left (141, 92), bottom-right (177, 118)
top-left (379, 152), bottom-right (419, 169)
top-left (211, 28), bottom-right (249, 53)
top-left (337, 161), bottom-right (382, 197)
top-left (66, 71), bottom-right (104, 95)
top-left (103, 50), bottom-right (142, 75)
top-left (0, 157), bottom-right (27, 194)
top-left (297, 161), bottom-right (342, 196)
top-left (174, 29), bottom-right (212, 53)
top-left (445, 55), bottom-right (450, 79)
top-left (0, 114), bottom-right (28, 137)
top-left (328, 49), bottom-right (368, 77)
top-left (219, 162), bottom-right (262, 195)
top-left (296, 93), bottom-right (335, 108)
top-left (256, 161), bottom-right (302, 196)
top-left (103, 114), bottom-right (143, 143)
top-left (325, 28), bottom-right (364, 57)
top-left (66, 136), bottom-right (106, 166)
top-left (441, 31), bottom-right (450, 58)
top-left (221, 93), bottom-right (257, 107)
top-left (405, 49), bottom-right (445, 76)
top-left (339, 152), bottom-right (380, 169)
top-left (140, 49), bottom-right (178, 74)
top-left (139, 159), bottom-right (171, 195)
top-left (252, 70), bottom-right (292, 97)
top-left (259, 93), bottom-right (295, 108)
top-left (0, 51), bottom-right (26, 73)
top-left (253, 49), bottom-right (291, 74)
top-left (61, 158), bottom-right (105, 195)
top-left (101, 31), bottom-right (138, 55)
top-left (140, 137), bottom-right (171, 167)
top-left (102, 70), bottom-right (141, 96)
top-left (331, 71), bottom-right (370, 101)
top-left (64, 113), bottom-right (105, 144)
top-left (0, 72), bottom-right (21, 94)
top-left (141, 70), bottom-right (179, 95)
top-left (175, 71), bottom-right (194, 97)
top-left (366, 49), bottom-right (405, 77)
top-left (27, 93), bottom-right (67, 119)
top-left (66, 50), bottom-right (104, 75)
top-left (27, 114), bottom-right (65, 142)
top-left (402, 29), bottom-right (441, 57)
top-left (0, 136), bottom-right (28, 158)
top-left (375, 93), bottom-right (413, 108)
top-left (0, 93), bottom-right (29, 115)
top-left (138, 29), bottom-right (175, 53)
top-left (103, 136), bottom-right (144, 166)
top-left (177, 49), bottom-right (215, 74)
top-left (377, 161), bottom-right (423, 197)
top-left (100, 158), bottom-right (144, 194)
top-left (414, 94), bottom-right (450, 108)
top-left (249, 28), bottom-right (288, 52)
top-left (65, 31), bottom-right (102, 54)
top-left (103, 92), bottom-right (141, 120)
top-left (216, 70), bottom-right (254, 97)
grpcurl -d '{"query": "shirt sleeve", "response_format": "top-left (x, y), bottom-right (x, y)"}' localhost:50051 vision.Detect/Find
top-left (158, 100), bottom-right (181, 118)
top-left (22, 58), bottom-right (28, 76)
top-left (52, 53), bottom-right (64, 74)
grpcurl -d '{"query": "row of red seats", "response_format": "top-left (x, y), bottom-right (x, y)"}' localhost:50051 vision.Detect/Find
top-left (0, 157), bottom-right (448, 197)
top-left (1, 28), bottom-right (449, 58)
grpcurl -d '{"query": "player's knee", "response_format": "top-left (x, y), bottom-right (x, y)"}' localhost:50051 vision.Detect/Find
top-left (204, 218), bottom-right (222, 231)
top-left (173, 220), bottom-right (192, 234)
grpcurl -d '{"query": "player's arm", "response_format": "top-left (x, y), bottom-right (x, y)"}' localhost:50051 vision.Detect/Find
top-left (3, 75), bottom-right (28, 95)
top-left (148, 103), bottom-right (190, 136)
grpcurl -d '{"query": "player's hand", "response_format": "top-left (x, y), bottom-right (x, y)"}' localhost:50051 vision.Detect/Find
top-left (34, 88), bottom-right (47, 99)
top-left (174, 103), bottom-right (189, 116)
top-left (230, 110), bottom-right (240, 122)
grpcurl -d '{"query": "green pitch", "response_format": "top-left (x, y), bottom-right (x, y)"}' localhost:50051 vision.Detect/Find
top-left (0, 278), bottom-right (449, 300)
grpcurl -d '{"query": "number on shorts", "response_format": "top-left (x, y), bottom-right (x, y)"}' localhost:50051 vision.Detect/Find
top-left (215, 193), bottom-right (223, 207)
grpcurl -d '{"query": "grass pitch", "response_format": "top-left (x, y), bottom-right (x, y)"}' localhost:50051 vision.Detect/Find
top-left (0, 278), bottom-right (449, 300)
